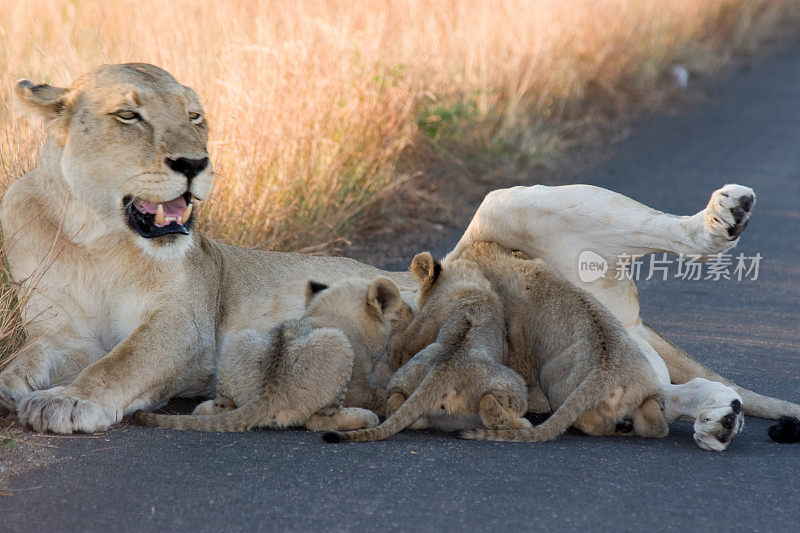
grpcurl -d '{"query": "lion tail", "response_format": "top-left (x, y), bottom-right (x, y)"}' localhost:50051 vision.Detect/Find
top-left (133, 397), bottom-right (290, 432)
top-left (768, 416), bottom-right (800, 443)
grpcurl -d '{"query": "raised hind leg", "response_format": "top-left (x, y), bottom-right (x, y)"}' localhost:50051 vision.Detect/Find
top-left (454, 183), bottom-right (756, 328)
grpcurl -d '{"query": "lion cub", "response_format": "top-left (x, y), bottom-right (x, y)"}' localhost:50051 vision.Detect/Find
top-left (323, 254), bottom-right (531, 443)
top-left (134, 277), bottom-right (412, 432)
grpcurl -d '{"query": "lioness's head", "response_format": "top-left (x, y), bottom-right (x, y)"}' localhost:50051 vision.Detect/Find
top-left (15, 63), bottom-right (213, 256)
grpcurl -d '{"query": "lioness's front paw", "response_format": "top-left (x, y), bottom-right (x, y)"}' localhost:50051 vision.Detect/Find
top-left (0, 367), bottom-right (46, 412)
top-left (701, 184), bottom-right (755, 252)
top-left (17, 387), bottom-right (118, 434)
top-left (693, 397), bottom-right (744, 452)
top-left (0, 384), bottom-right (24, 413)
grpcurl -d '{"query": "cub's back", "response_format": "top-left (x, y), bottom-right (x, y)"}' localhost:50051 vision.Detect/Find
top-left (468, 244), bottom-right (640, 369)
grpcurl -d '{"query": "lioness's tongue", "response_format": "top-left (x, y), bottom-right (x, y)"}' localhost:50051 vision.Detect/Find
top-left (133, 195), bottom-right (189, 227)
top-left (159, 196), bottom-right (188, 217)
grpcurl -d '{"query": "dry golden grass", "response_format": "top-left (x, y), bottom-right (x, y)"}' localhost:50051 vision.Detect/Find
top-left (0, 0), bottom-right (798, 362)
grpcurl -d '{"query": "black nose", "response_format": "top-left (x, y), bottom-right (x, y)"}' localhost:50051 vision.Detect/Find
top-left (165, 156), bottom-right (209, 179)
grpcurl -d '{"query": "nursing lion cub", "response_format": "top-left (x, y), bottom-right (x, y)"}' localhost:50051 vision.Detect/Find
top-left (135, 277), bottom-right (412, 432)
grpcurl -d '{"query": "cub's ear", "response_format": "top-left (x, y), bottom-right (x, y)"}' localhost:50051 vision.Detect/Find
top-left (14, 80), bottom-right (72, 144)
top-left (367, 277), bottom-right (401, 318)
top-left (304, 280), bottom-right (329, 307)
top-left (410, 252), bottom-right (441, 291)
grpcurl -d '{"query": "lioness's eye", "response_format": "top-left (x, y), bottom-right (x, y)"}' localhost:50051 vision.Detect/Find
top-left (189, 111), bottom-right (203, 125)
top-left (111, 110), bottom-right (142, 123)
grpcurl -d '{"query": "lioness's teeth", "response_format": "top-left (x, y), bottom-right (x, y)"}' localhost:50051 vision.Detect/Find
top-left (182, 202), bottom-right (193, 222)
top-left (155, 204), bottom-right (165, 226)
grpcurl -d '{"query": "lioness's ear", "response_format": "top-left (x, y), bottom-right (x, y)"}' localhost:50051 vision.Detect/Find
top-left (305, 280), bottom-right (329, 307)
top-left (410, 252), bottom-right (441, 291)
top-left (15, 80), bottom-right (71, 144)
top-left (367, 277), bottom-right (401, 318)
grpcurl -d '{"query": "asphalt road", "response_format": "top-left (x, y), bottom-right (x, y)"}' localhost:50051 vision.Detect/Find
top-left (3, 44), bottom-right (800, 533)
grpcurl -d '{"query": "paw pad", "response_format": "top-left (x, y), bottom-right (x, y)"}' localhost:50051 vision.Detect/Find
top-left (730, 399), bottom-right (742, 414)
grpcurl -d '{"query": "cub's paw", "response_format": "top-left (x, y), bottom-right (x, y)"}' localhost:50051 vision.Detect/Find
top-left (192, 397), bottom-right (235, 415)
top-left (478, 391), bottom-right (531, 430)
top-left (17, 387), bottom-right (118, 434)
top-left (386, 392), bottom-right (408, 417)
top-left (694, 397), bottom-right (744, 452)
top-left (305, 407), bottom-right (379, 432)
top-left (701, 184), bottom-right (755, 252)
top-left (489, 389), bottom-right (528, 418)
top-left (506, 415), bottom-right (533, 430)
top-left (349, 407), bottom-right (380, 430)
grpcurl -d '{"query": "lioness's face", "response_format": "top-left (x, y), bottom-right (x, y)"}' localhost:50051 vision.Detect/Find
top-left (16, 63), bottom-right (214, 255)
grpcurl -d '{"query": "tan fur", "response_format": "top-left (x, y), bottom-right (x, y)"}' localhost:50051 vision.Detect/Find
top-left (2, 64), bottom-right (792, 447)
top-left (134, 278), bottom-right (410, 432)
top-left (0, 64), bottom-right (416, 434)
top-left (324, 255), bottom-right (530, 443)
top-left (391, 243), bottom-right (669, 443)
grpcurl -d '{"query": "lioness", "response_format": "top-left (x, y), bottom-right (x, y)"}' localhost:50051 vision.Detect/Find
top-left (134, 277), bottom-right (411, 432)
top-left (323, 253), bottom-right (531, 443)
top-left (1, 63), bottom-right (797, 450)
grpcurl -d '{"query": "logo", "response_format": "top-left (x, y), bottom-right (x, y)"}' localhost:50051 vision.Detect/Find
top-left (578, 250), bottom-right (608, 282)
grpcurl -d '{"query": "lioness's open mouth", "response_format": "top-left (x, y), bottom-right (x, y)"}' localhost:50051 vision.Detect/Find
top-left (124, 192), bottom-right (195, 238)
